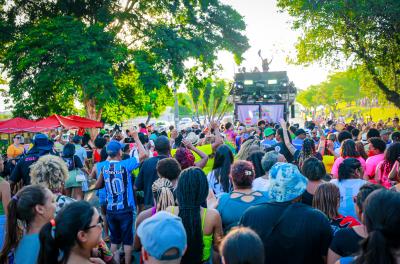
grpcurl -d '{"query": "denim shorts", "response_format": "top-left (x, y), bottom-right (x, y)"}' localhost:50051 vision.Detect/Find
top-left (106, 210), bottom-right (133, 245)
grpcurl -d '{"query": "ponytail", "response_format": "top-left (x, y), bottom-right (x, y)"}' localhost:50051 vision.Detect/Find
top-left (0, 198), bottom-right (21, 263)
top-left (356, 230), bottom-right (394, 264)
top-left (0, 185), bottom-right (47, 263)
top-left (38, 201), bottom-right (94, 264)
top-left (37, 223), bottom-right (60, 264)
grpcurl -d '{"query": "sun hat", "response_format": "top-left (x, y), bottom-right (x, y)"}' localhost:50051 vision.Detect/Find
top-left (264, 127), bottom-right (275, 137)
top-left (137, 211), bottom-right (187, 261)
top-left (185, 132), bottom-right (199, 146)
top-left (268, 162), bottom-right (308, 202)
top-left (33, 134), bottom-right (53, 151)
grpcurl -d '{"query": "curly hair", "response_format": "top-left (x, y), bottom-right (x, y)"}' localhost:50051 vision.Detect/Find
top-left (175, 147), bottom-right (195, 169)
top-left (230, 160), bottom-right (255, 188)
top-left (30, 155), bottom-right (68, 192)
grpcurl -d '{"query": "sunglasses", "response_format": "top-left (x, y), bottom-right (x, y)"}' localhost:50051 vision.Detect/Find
top-left (86, 216), bottom-right (104, 230)
top-left (15, 137), bottom-right (21, 139)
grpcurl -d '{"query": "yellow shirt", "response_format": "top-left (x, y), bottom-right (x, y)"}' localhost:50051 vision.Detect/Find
top-left (7, 144), bottom-right (24, 159)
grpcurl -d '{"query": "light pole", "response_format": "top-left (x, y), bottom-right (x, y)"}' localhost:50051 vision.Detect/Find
top-left (173, 82), bottom-right (179, 130)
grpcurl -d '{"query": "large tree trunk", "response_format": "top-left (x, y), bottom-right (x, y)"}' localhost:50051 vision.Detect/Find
top-left (84, 98), bottom-right (102, 139)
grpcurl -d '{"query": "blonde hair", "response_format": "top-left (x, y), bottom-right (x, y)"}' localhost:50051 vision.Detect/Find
top-left (151, 178), bottom-right (175, 212)
top-left (30, 155), bottom-right (68, 192)
top-left (236, 139), bottom-right (261, 160)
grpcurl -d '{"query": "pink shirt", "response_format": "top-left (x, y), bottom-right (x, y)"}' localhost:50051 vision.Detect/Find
top-left (331, 156), bottom-right (366, 178)
top-left (365, 153), bottom-right (385, 178)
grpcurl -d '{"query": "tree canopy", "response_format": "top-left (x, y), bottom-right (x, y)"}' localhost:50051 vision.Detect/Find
top-left (0, 0), bottom-right (249, 122)
top-left (277, 0), bottom-right (400, 108)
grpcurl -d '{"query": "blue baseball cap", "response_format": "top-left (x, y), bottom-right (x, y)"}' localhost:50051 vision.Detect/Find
top-left (106, 141), bottom-right (125, 155)
top-left (137, 211), bottom-right (187, 260)
top-left (268, 162), bottom-right (308, 203)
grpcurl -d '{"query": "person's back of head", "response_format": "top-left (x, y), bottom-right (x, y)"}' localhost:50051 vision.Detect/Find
top-left (152, 178), bottom-right (175, 212)
top-left (366, 128), bottom-right (380, 139)
top-left (355, 183), bottom-right (384, 219)
top-left (338, 131), bottom-right (352, 144)
top-left (338, 158), bottom-right (362, 181)
top-left (30, 155), bottom-right (68, 192)
top-left (301, 157), bottom-right (326, 181)
top-left (246, 150), bottom-right (266, 179)
top-left (62, 143), bottom-right (75, 158)
top-left (261, 151), bottom-right (283, 173)
top-left (220, 227), bottom-right (264, 264)
top-left (356, 190), bottom-right (400, 264)
top-left (231, 160), bottom-right (255, 189)
top-left (155, 136), bottom-right (170, 155)
top-left (94, 137), bottom-right (107, 149)
top-left (368, 137), bottom-right (386, 154)
top-left (138, 211), bottom-right (187, 264)
top-left (213, 145), bottom-right (234, 193)
top-left (157, 158), bottom-right (181, 182)
top-left (351, 128), bottom-right (360, 140)
top-left (312, 183), bottom-right (340, 219)
top-left (391, 131), bottom-right (400, 143)
top-left (341, 139), bottom-right (359, 158)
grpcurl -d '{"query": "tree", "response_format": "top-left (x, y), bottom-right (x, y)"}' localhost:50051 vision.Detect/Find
top-left (3, 16), bottom-right (127, 120)
top-left (277, 0), bottom-right (400, 108)
top-left (1, 0), bottom-right (249, 121)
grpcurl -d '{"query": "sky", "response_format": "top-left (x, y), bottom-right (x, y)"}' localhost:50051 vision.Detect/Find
top-left (0, 0), bottom-right (331, 112)
top-left (217, 0), bottom-right (330, 90)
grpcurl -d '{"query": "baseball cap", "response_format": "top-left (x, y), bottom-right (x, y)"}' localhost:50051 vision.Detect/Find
top-left (264, 128), bottom-right (275, 137)
top-left (137, 211), bottom-right (187, 260)
top-left (380, 129), bottom-right (391, 136)
top-left (295, 129), bottom-right (306, 136)
top-left (106, 141), bottom-right (125, 155)
top-left (268, 162), bottom-right (308, 202)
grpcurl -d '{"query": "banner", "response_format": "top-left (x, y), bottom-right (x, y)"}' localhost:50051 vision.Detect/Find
top-left (261, 104), bottom-right (285, 123)
top-left (237, 105), bottom-right (260, 125)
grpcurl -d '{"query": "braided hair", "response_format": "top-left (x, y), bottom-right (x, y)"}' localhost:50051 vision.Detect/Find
top-left (297, 138), bottom-right (316, 168)
top-left (151, 178), bottom-right (175, 212)
top-left (176, 167), bottom-right (209, 264)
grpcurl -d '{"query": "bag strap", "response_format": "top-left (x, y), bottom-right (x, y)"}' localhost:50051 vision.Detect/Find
top-left (263, 203), bottom-right (296, 238)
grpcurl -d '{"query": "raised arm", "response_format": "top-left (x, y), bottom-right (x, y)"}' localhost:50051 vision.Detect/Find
top-left (183, 139), bottom-right (209, 169)
top-left (211, 122), bottom-right (223, 151)
top-left (279, 119), bottom-right (297, 155)
top-left (131, 129), bottom-right (148, 162)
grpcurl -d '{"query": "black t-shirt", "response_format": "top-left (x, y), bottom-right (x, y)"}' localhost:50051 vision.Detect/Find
top-left (134, 155), bottom-right (167, 207)
top-left (267, 142), bottom-right (294, 163)
top-left (329, 228), bottom-right (363, 257)
top-left (240, 202), bottom-right (332, 264)
top-left (10, 149), bottom-right (55, 185)
top-left (301, 191), bottom-right (314, 206)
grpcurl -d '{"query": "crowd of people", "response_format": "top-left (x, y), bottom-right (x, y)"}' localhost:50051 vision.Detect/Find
top-left (0, 116), bottom-right (399, 264)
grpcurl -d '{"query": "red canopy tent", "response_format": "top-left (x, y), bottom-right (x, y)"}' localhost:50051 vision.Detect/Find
top-left (0, 117), bottom-right (36, 133)
top-left (0, 115), bottom-right (103, 133)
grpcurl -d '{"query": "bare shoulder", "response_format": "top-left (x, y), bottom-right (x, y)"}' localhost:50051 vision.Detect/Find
top-left (206, 208), bottom-right (221, 220)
